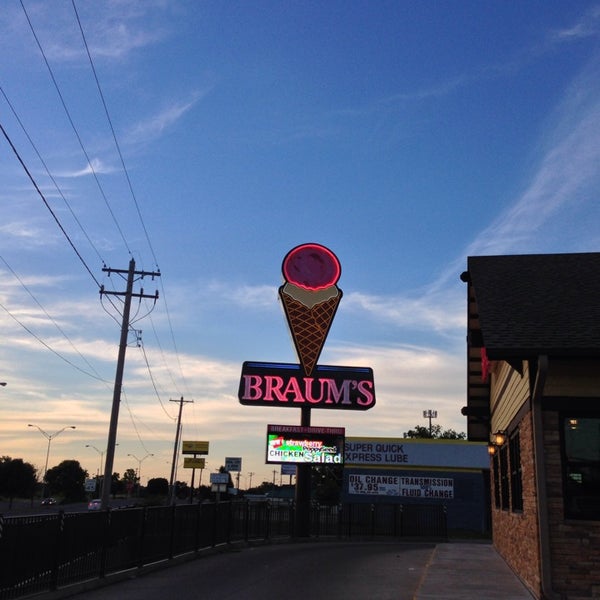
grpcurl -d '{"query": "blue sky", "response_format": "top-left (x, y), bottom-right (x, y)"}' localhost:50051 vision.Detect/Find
top-left (1, 1), bottom-right (600, 487)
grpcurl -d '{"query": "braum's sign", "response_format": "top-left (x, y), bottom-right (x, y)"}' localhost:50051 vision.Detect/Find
top-left (238, 361), bottom-right (375, 410)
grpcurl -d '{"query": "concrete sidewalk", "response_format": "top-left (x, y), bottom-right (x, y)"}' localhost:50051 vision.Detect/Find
top-left (415, 543), bottom-right (534, 599)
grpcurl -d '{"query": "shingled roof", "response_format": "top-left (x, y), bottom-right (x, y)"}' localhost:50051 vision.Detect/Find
top-left (461, 252), bottom-right (600, 441)
top-left (465, 252), bottom-right (600, 359)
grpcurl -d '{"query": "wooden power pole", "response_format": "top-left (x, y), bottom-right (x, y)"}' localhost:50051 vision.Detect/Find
top-left (100, 258), bottom-right (160, 509)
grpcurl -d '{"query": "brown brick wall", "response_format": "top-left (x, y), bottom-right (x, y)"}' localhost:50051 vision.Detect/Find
top-left (491, 409), bottom-right (600, 599)
top-left (492, 411), bottom-right (541, 598)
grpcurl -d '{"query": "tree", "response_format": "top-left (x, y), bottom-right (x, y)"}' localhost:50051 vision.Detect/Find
top-left (0, 456), bottom-right (37, 506)
top-left (403, 424), bottom-right (466, 439)
top-left (147, 477), bottom-right (168, 496)
top-left (45, 460), bottom-right (88, 502)
top-left (122, 468), bottom-right (138, 496)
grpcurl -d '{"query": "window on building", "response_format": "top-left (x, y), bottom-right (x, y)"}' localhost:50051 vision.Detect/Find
top-left (509, 432), bottom-right (523, 512)
top-left (562, 416), bottom-right (600, 520)
top-left (493, 452), bottom-right (500, 509)
top-left (500, 444), bottom-right (510, 510)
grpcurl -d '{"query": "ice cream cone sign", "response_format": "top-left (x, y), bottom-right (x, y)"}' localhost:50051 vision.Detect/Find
top-left (279, 243), bottom-right (343, 377)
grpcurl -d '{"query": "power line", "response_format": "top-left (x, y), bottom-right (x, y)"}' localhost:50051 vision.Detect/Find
top-left (0, 253), bottom-right (109, 384)
top-left (20, 0), bottom-right (132, 257)
top-left (0, 298), bottom-right (108, 383)
top-left (72, 0), bottom-right (159, 269)
top-left (0, 121), bottom-right (102, 289)
top-left (70, 1), bottom-right (192, 399)
top-left (0, 83), bottom-right (106, 267)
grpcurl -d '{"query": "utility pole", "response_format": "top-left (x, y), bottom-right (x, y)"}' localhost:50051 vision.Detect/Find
top-left (169, 396), bottom-right (193, 504)
top-left (100, 258), bottom-right (160, 509)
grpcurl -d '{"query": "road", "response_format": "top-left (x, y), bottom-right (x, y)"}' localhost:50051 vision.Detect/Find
top-left (0, 497), bottom-right (137, 516)
top-left (69, 541), bottom-right (436, 600)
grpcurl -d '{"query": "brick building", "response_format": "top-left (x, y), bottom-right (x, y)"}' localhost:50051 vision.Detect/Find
top-left (461, 252), bottom-right (600, 599)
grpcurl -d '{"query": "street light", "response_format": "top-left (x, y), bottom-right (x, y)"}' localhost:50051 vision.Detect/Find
top-left (127, 453), bottom-right (154, 493)
top-left (28, 424), bottom-right (76, 497)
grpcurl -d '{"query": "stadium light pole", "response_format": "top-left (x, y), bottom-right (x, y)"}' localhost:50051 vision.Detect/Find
top-left (28, 424), bottom-right (76, 497)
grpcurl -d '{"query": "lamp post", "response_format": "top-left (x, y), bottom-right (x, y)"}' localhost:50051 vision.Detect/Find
top-left (127, 453), bottom-right (154, 495)
top-left (86, 444), bottom-right (105, 497)
top-left (28, 424), bottom-right (76, 497)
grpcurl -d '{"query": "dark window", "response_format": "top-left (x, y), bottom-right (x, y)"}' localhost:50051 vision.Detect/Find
top-left (500, 444), bottom-right (509, 510)
top-left (509, 432), bottom-right (523, 512)
top-left (562, 416), bottom-right (600, 520)
top-left (493, 452), bottom-right (500, 509)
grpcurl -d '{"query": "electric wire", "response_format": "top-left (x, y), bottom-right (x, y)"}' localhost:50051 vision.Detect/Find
top-left (7, 4), bottom-right (194, 457)
top-left (0, 299), bottom-right (108, 382)
top-left (139, 337), bottom-right (177, 421)
top-left (71, 1), bottom-right (192, 401)
top-left (71, 0), bottom-right (159, 270)
top-left (0, 121), bottom-right (103, 289)
top-left (0, 254), bottom-right (110, 384)
top-left (0, 83), bottom-right (106, 268)
top-left (19, 0), bottom-right (132, 257)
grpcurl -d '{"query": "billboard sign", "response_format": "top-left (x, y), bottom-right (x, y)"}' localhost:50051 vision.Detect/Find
top-left (239, 362), bottom-right (375, 410)
top-left (184, 457), bottom-right (205, 469)
top-left (348, 474), bottom-right (454, 499)
top-left (182, 441), bottom-right (209, 455)
top-left (266, 424), bottom-right (345, 465)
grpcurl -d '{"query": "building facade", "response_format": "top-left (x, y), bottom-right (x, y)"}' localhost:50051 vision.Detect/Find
top-left (461, 252), bottom-right (600, 599)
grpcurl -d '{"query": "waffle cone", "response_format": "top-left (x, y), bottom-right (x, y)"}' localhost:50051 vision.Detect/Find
top-left (280, 290), bottom-right (341, 376)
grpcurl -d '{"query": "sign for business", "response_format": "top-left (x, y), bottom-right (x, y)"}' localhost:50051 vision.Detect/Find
top-left (225, 457), bottom-right (242, 472)
top-left (348, 474), bottom-right (454, 499)
top-left (184, 457), bottom-right (206, 469)
top-left (345, 438), bottom-right (489, 469)
top-left (266, 424), bottom-right (345, 465)
top-left (210, 472), bottom-right (229, 484)
top-left (281, 464), bottom-right (297, 476)
top-left (182, 440), bottom-right (209, 455)
top-left (239, 362), bottom-right (375, 410)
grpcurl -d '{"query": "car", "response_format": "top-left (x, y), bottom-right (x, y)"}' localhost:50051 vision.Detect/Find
top-left (87, 499), bottom-right (102, 511)
top-left (41, 497), bottom-right (56, 506)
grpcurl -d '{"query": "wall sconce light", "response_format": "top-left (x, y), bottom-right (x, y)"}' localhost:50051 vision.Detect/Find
top-left (491, 430), bottom-right (507, 446)
top-left (487, 444), bottom-right (497, 456)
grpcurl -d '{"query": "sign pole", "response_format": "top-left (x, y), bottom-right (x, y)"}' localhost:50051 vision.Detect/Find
top-left (294, 406), bottom-right (312, 537)
top-left (189, 454), bottom-right (196, 504)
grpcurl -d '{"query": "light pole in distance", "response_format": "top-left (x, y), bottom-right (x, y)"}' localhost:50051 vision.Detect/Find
top-left (28, 424), bottom-right (76, 497)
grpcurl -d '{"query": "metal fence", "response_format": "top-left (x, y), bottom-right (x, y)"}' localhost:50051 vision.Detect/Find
top-left (0, 501), bottom-right (446, 600)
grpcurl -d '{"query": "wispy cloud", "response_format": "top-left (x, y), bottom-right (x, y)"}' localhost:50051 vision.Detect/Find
top-left (125, 93), bottom-right (206, 144)
top-left (466, 57), bottom-right (600, 259)
top-left (424, 52), bottom-right (600, 295)
top-left (15, 1), bottom-right (172, 63)
top-left (550, 5), bottom-right (600, 42)
top-left (56, 158), bottom-right (116, 178)
top-left (342, 291), bottom-right (464, 334)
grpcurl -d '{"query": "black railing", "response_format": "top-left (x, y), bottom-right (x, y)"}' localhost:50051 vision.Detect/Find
top-left (0, 501), bottom-right (446, 600)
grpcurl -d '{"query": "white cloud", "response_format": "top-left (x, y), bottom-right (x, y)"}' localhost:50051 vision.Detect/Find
top-left (126, 93), bottom-right (207, 144)
top-left (56, 158), bottom-right (116, 178)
